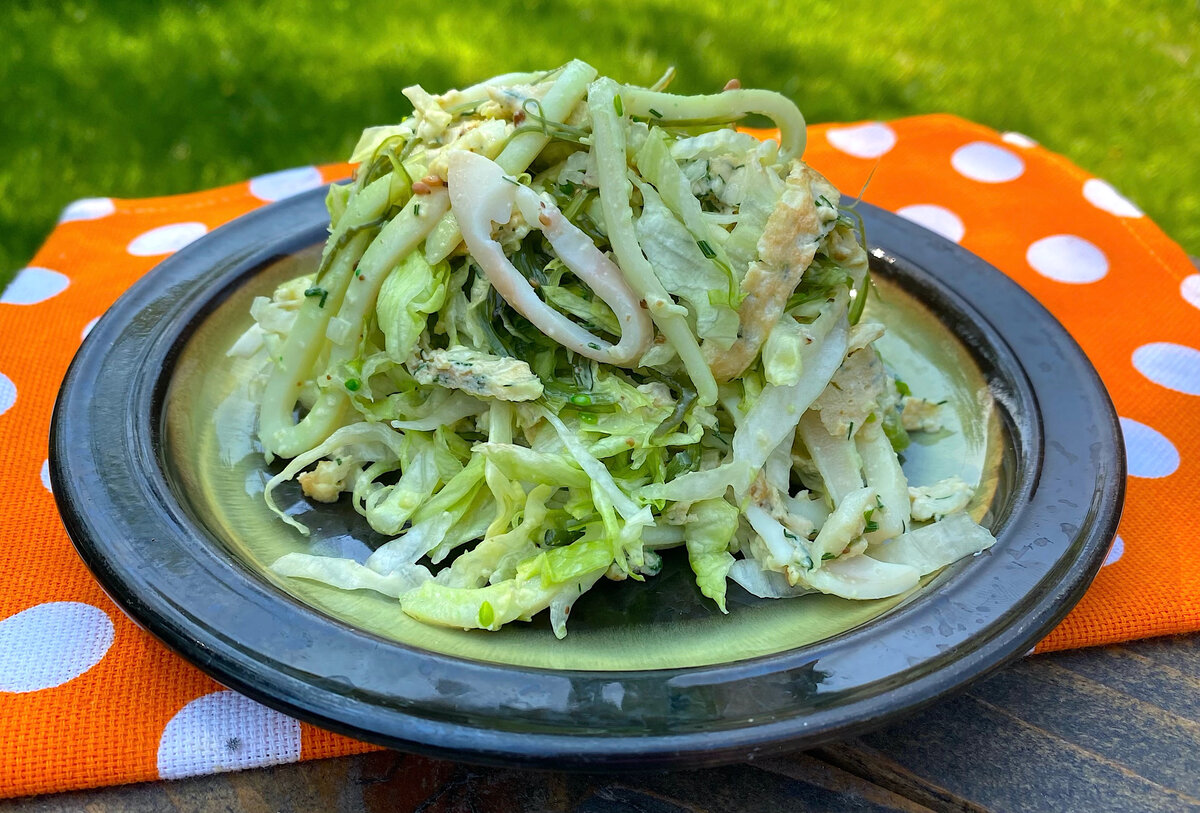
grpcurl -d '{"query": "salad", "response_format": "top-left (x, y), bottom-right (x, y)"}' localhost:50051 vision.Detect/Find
top-left (230, 61), bottom-right (995, 638)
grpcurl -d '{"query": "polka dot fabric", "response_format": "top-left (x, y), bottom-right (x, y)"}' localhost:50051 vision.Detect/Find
top-left (0, 163), bottom-right (375, 800)
top-left (798, 114), bottom-right (1200, 654)
top-left (0, 115), bottom-right (1196, 797)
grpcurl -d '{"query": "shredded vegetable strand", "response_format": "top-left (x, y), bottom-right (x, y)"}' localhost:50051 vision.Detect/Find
top-left (587, 77), bottom-right (719, 405)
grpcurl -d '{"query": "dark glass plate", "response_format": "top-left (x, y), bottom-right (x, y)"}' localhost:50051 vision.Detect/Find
top-left (50, 188), bottom-right (1124, 770)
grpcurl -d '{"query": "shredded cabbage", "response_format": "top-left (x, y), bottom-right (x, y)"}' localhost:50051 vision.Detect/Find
top-left (244, 63), bottom-right (996, 637)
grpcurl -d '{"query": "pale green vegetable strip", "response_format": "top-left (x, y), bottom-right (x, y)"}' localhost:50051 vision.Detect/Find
top-left (402, 569), bottom-right (605, 633)
top-left (440, 485), bottom-right (554, 588)
top-left (257, 230), bottom-right (368, 461)
top-left (634, 129), bottom-right (736, 287)
top-left (683, 499), bottom-right (739, 612)
top-left (262, 190), bottom-right (450, 458)
top-left (472, 443), bottom-right (590, 489)
top-left (587, 77), bottom-right (718, 406)
top-left (365, 512), bottom-right (455, 574)
top-left (366, 441), bottom-right (441, 535)
top-left (377, 251), bottom-right (449, 363)
top-left (732, 310), bottom-right (850, 492)
top-left (538, 406), bottom-right (647, 523)
top-left (798, 410), bottom-right (864, 506)
top-left (809, 486), bottom-right (876, 565)
top-left (856, 423), bottom-right (911, 542)
top-left (620, 85), bottom-right (807, 160)
top-left (728, 559), bottom-right (813, 599)
top-left (270, 553), bottom-right (431, 599)
top-left (411, 455), bottom-right (486, 526)
top-left (870, 512), bottom-right (996, 573)
top-left (801, 555), bottom-right (921, 600)
top-left (633, 180), bottom-right (739, 347)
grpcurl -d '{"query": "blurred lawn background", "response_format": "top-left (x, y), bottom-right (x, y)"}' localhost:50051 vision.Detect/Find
top-left (3, 0), bottom-right (1198, 285)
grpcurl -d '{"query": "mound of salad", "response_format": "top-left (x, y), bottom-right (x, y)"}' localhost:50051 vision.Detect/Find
top-left (229, 61), bottom-right (995, 637)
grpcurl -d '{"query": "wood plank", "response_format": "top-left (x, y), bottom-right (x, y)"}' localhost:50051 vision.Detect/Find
top-left (756, 753), bottom-right (938, 812)
top-left (581, 762), bottom-right (928, 813)
top-left (810, 742), bottom-right (990, 813)
top-left (974, 659), bottom-right (1200, 795)
top-left (1121, 634), bottom-right (1200, 677)
top-left (855, 688), bottom-right (1200, 812)
top-left (1047, 644), bottom-right (1200, 721)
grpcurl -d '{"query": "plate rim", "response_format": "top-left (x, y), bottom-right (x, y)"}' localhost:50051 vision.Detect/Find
top-left (50, 187), bottom-right (1125, 770)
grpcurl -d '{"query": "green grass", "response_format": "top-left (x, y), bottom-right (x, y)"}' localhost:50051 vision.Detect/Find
top-left (3, 0), bottom-right (1198, 285)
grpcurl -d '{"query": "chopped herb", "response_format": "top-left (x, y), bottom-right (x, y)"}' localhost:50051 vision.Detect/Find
top-left (414, 203), bottom-right (421, 216)
top-left (613, 95), bottom-right (624, 116)
top-left (863, 506), bottom-right (878, 534)
top-left (846, 421), bottom-right (855, 440)
top-left (822, 552), bottom-right (837, 561)
top-left (697, 240), bottom-right (716, 258)
top-left (895, 379), bottom-right (912, 397)
top-left (587, 341), bottom-right (600, 350)
top-left (478, 600), bottom-right (495, 627)
top-left (815, 194), bottom-right (834, 209)
top-left (848, 276), bottom-right (869, 325)
top-left (304, 286), bottom-right (329, 308)
top-left (543, 528), bottom-right (582, 548)
top-left (501, 175), bottom-right (519, 186)
top-left (935, 399), bottom-right (949, 406)
top-left (648, 107), bottom-right (664, 118)
top-left (344, 378), bottom-right (361, 392)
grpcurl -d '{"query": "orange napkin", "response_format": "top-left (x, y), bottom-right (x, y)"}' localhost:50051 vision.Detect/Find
top-left (1, 115), bottom-right (1197, 798)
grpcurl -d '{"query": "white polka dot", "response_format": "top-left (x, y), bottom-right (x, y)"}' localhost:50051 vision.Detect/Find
top-left (1103, 535), bottom-right (1124, 567)
top-left (825, 122), bottom-right (897, 159)
top-left (1180, 275), bottom-right (1200, 311)
top-left (896, 204), bottom-right (965, 243)
top-left (1132, 342), bottom-right (1200, 396)
top-left (951, 142), bottom-right (1025, 183)
top-left (1119, 417), bottom-right (1180, 479)
top-left (1026, 235), bottom-right (1109, 284)
top-left (127, 222), bottom-right (208, 257)
top-left (157, 691), bottom-right (302, 780)
top-left (0, 603), bottom-right (115, 693)
top-left (1, 267), bottom-right (70, 305)
top-left (40, 459), bottom-right (51, 492)
top-left (0, 372), bottom-right (14, 417)
top-left (81, 316), bottom-right (100, 340)
top-left (1001, 131), bottom-right (1038, 148)
top-left (249, 166), bottom-right (324, 202)
top-left (58, 197), bottom-right (116, 223)
top-left (1083, 178), bottom-right (1143, 218)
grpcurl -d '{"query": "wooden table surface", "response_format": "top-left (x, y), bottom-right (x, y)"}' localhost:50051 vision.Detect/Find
top-left (4, 632), bottom-right (1196, 813)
